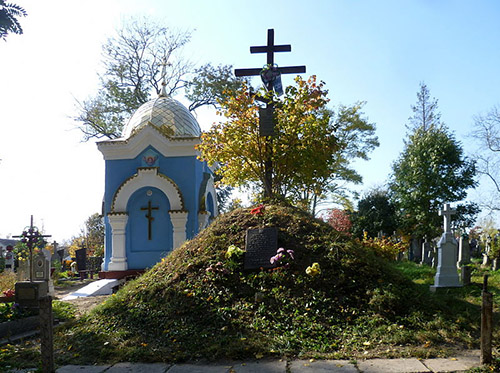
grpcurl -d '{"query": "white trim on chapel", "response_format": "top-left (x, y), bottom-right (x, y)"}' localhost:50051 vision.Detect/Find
top-left (107, 167), bottom-right (188, 271)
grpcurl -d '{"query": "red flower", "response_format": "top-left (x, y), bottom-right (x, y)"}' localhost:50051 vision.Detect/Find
top-left (250, 204), bottom-right (265, 215)
top-left (3, 289), bottom-right (15, 298)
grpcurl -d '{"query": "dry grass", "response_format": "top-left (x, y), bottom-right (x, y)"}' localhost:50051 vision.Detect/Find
top-left (0, 270), bottom-right (16, 293)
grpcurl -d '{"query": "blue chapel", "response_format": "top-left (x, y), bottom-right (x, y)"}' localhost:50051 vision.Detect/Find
top-left (97, 88), bottom-right (218, 278)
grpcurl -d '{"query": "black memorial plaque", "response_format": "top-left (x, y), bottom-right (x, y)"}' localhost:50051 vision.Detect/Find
top-left (244, 227), bottom-right (278, 270)
top-left (259, 107), bottom-right (275, 136)
top-left (75, 248), bottom-right (87, 271)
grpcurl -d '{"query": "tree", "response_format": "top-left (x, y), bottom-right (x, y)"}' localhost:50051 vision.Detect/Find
top-left (408, 82), bottom-right (441, 131)
top-left (325, 208), bottom-right (352, 234)
top-left (83, 213), bottom-right (104, 257)
top-left (471, 105), bottom-right (500, 210)
top-left (351, 189), bottom-right (398, 239)
top-left (185, 64), bottom-right (248, 112)
top-left (75, 18), bottom-right (247, 141)
top-left (390, 85), bottom-right (477, 240)
top-left (0, 1), bottom-right (27, 41)
top-left (197, 76), bottom-right (378, 214)
top-left (76, 18), bottom-right (193, 140)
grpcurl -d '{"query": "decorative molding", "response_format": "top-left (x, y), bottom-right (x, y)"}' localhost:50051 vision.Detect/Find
top-left (112, 168), bottom-right (185, 212)
top-left (97, 124), bottom-right (200, 160)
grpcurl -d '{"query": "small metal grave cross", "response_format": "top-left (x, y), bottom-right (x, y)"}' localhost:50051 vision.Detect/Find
top-left (439, 203), bottom-right (456, 234)
top-left (234, 29), bottom-right (306, 197)
top-left (141, 200), bottom-right (159, 240)
top-left (13, 215), bottom-right (51, 282)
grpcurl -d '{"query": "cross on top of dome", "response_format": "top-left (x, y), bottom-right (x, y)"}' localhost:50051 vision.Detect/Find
top-left (159, 57), bottom-right (171, 97)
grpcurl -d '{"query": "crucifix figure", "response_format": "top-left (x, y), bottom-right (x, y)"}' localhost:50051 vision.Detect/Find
top-left (234, 29), bottom-right (306, 198)
top-left (439, 203), bottom-right (456, 234)
top-left (13, 215), bottom-right (51, 282)
top-left (141, 200), bottom-right (159, 240)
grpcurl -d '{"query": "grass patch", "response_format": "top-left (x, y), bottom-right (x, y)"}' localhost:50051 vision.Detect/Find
top-left (4, 205), bottom-right (500, 369)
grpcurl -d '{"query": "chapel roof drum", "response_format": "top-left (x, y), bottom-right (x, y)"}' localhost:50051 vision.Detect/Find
top-left (121, 96), bottom-right (202, 139)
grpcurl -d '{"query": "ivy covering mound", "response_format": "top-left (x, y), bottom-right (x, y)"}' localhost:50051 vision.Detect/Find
top-left (56, 205), bottom-right (478, 364)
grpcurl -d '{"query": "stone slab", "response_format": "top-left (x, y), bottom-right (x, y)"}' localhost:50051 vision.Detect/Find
top-left (56, 365), bottom-right (111, 373)
top-left (168, 363), bottom-right (233, 373)
top-left (62, 279), bottom-right (123, 300)
top-left (422, 356), bottom-right (480, 372)
top-left (106, 362), bottom-right (171, 372)
top-left (232, 359), bottom-right (286, 372)
top-left (290, 359), bottom-right (357, 372)
top-left (358, 358), bottom-right (429, 372)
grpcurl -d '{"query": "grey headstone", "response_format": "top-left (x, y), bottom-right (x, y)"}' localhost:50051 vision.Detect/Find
top-left (432, 232), bottom-right (461, 288)
top-left (458, 236), bottom-right (471, 267)
top-left (244, 227), bottom-right (278, 270)
top-left (32, 251), bottom-right (50, 281)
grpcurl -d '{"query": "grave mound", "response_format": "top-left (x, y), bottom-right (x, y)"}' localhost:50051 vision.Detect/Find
top-left (60, 205), bottom-right (444, 362)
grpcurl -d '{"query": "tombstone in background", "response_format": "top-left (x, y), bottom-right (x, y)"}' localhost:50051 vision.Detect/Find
top-left (482, 236), bottom-right (491, 267)
top-left (410, 238), bottom-right (422, 262)
top-left (458, 235), bottom-right (471, 267)
top-left (431, 245), bottom-right (438, 268)
top-left (470, 237), bottom-right (479, 257)
top-left (431, 204), bottom-right (461, 289)
top-left (32, 251), bottom-right (54, 295)
top-left (75, 248), bottom-right (86, 271)
top-left (421, 239), bottom-right (433, 266)
top-left (17, 260), bottom-right (30, 281)
top-left (5, 246), bottom-right (14, 271)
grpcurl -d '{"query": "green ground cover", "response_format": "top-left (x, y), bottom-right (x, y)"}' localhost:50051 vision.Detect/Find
top-left (1, 205), bottom-right (499, 371)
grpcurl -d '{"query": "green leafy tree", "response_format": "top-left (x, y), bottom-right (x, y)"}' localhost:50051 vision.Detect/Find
top-left (84, 213), bottom-right (105, 257)
top-left (351, 189), bottom-right (398, 239)
top-left (197, 76), bottom-right (378, 214)
top-left (390, 84), bottom-right (477, 240)
top-left (185, 64), bottom-right (248, 112)
top-left (0, 1), bottom-right (27, 41)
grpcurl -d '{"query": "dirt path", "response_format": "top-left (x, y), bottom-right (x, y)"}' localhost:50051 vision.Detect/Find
top-left (54, 280), bottom-right (111, 317)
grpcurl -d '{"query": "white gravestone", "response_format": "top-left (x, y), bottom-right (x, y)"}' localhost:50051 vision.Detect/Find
top-left (483, 236), bottom-right (491, 266)
top-left (432, 204), bottom-right (461, 289)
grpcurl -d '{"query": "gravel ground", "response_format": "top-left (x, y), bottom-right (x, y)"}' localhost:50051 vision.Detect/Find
top-left (54, 280), bottom-right (111, 316)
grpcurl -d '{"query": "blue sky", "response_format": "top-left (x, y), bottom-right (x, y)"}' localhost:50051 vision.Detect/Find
top-left (1, 0), bottom-right (499, 241)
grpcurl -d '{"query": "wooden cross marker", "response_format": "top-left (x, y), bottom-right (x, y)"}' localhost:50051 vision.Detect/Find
top-left (439, 203), bottom-right (456, 234)
top-left (141, 201), bottom-right (159, 240)
top-left (234, 29), bottom-right (306, 198)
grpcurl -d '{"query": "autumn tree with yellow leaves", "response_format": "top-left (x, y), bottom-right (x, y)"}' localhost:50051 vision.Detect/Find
top-left (197, 76), bottom-right (378, 214)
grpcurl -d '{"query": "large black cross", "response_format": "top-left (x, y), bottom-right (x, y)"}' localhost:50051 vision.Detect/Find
top-left (141, 201), bottom-right (159, 240)
top-left (234, 29), bottom-right (306, 83)
top-left (234, 29), bottom-right (306, 198)
top-left (13, 215), bottom-right (51, 282)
